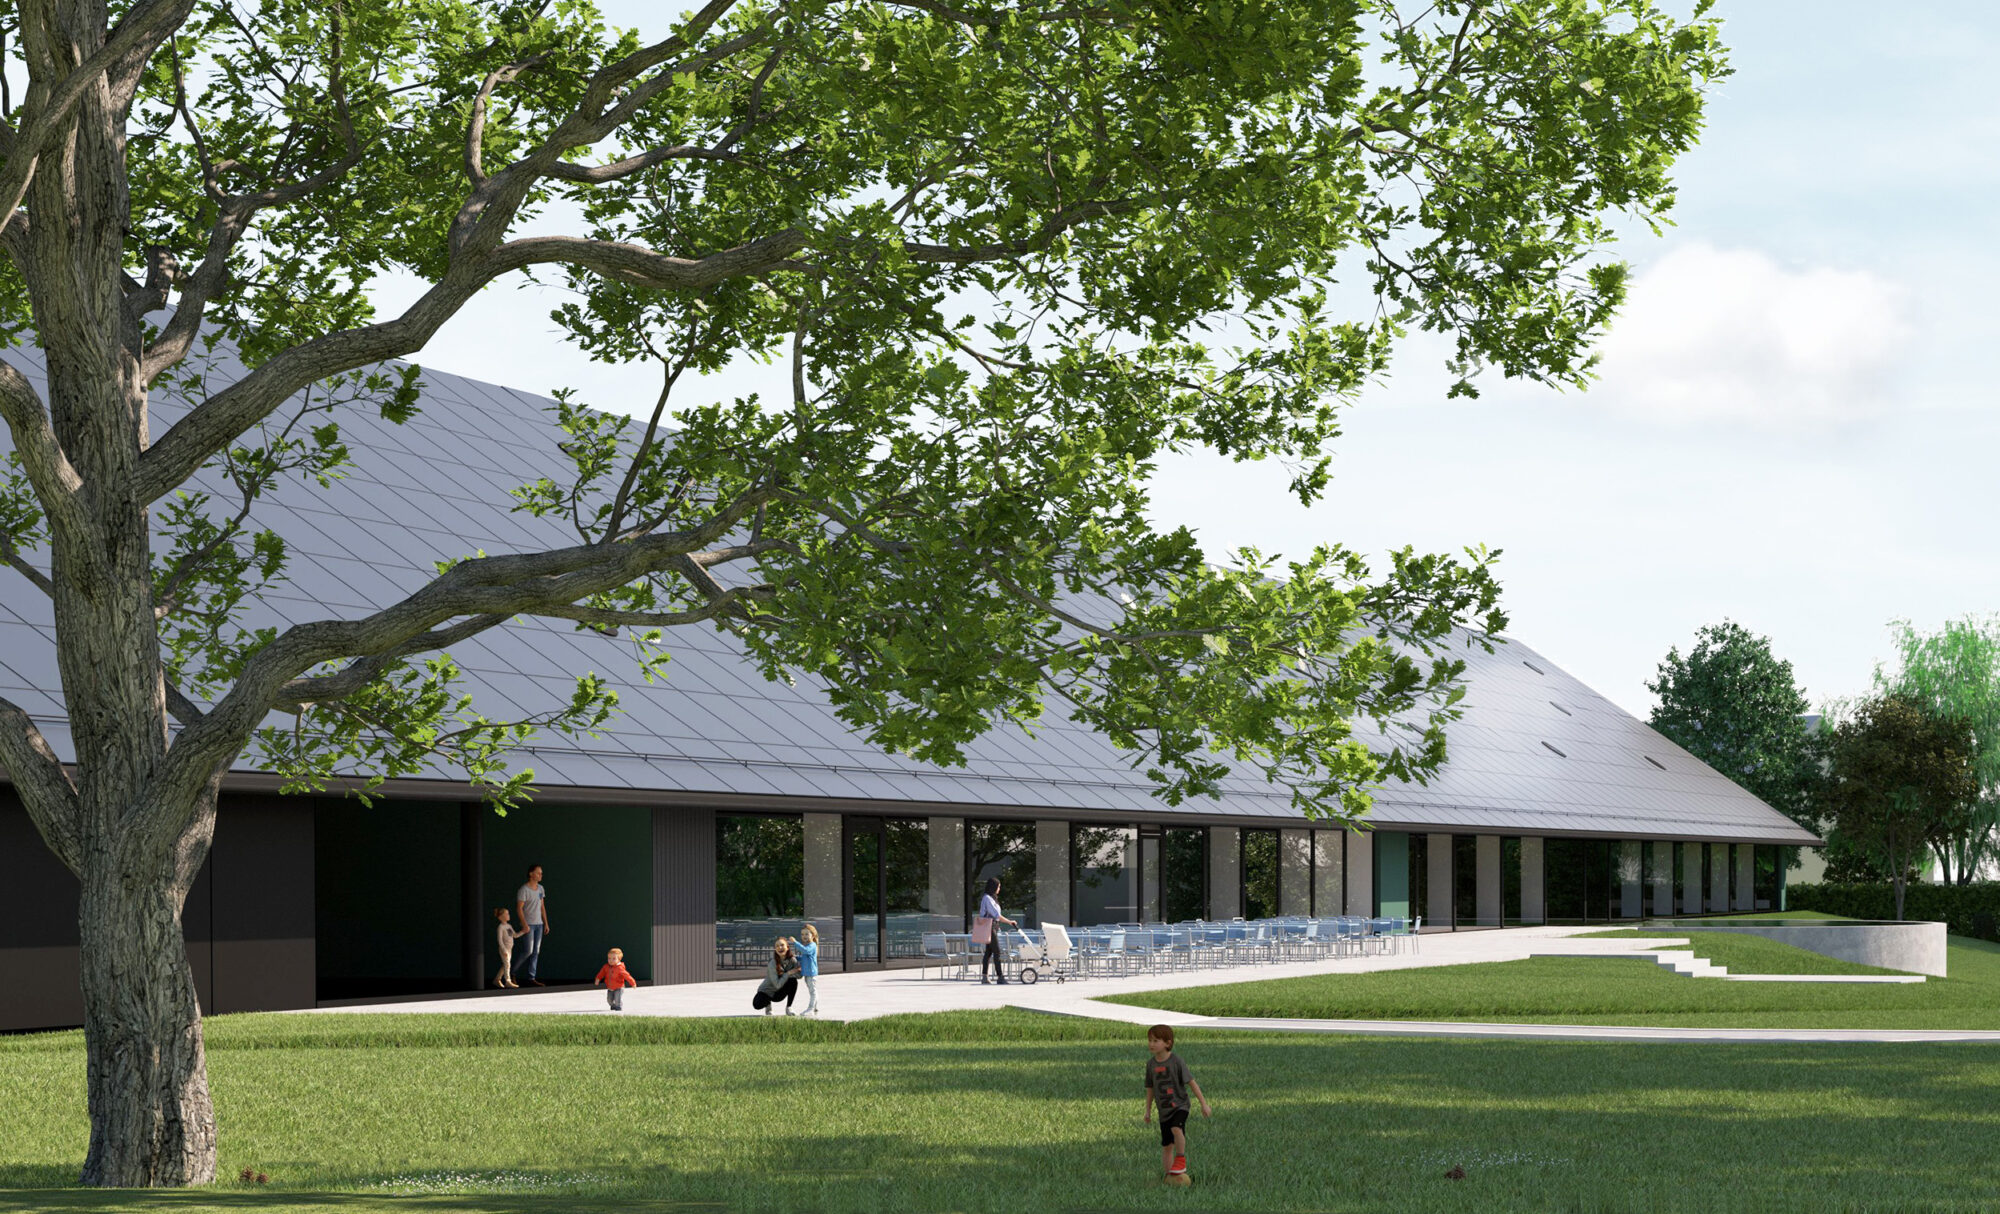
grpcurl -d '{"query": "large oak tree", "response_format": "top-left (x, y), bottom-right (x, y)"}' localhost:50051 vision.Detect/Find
top-left (0, 0), bottom-right (1724, 1187)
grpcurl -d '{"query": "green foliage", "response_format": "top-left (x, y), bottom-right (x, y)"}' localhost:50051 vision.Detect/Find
top-left (1646, 620), bottom-right (1823, 839)
top-left (1788, 882), bottom-right (2000, 942)
top-left (1876, 616), bottom-right (2000, 883)
top-left (4, 0), bottom-right (1729, 820)
top-left (1825, 693), bottom-right (1980, 920)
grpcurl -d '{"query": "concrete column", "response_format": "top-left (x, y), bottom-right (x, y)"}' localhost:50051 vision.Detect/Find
top-left (1708, 843), bottom-right (1730, 912)
top-left (1279, 829), bottom-right (1312, 916)
top-left (1735, 843), bottom-right (1756, 911)
top-left (1475, 835), bottom-right (1501, 927)
top-left (804, 813), bottom-right (843, 968)
top-left (1620, 839), bottom-right (1643, 918)
top-left (1427, 833), bottom-right (1454, 928)
top-left (1520, 837), bottom-right (1545, 924)
top-left (1313, 830), bottom-right (1344, 917)
top-left (1345, 830), bottom-right (1373, 915)
top-left (1210, 826), bottom-right (1240, 918)
top-left (1035, 820), bottom-right (1070, 927)
top-left (928, 817), bottom-right (964, 932)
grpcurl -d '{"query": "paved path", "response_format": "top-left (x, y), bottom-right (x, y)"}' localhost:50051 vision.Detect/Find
top-left (304, 925), bottom-right (1997, 1041)
top-left (305, 925), bottom-right (1637, 1023)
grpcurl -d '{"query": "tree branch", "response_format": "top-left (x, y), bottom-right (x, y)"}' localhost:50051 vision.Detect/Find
top-left (0, 691), bottom-right (83, 874)
top-left (0, 530), bottom-right (54, 596)
top-left (137, 227), bottom-right (809, 505)
top-left (0, 359), bottom-right (91, 548)
top-left (141, 17), bottom-right (366, 381)
top-left (0, 0), bottom-right (201, 234)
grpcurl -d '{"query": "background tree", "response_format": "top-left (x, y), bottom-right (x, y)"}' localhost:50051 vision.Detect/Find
top-left (1876, 616), bottom-right (2000, 884)
top-left (1646, 620), bottom-right (1824, 849)
top-left (1827, 693), bottom-right (1978, 920)
top-left (0, 0), bottom-right (1726, 1187)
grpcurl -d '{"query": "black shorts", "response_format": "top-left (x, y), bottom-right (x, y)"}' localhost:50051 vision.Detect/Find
top-left (1158, 1108), bottom-right (1189, 1146)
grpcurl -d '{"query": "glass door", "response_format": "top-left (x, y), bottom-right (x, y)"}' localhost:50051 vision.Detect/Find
top-left (847, 820), bottom-right (882, 970)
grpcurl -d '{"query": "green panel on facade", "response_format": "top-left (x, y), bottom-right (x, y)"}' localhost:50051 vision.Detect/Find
top-left (484, 804), bottom-right (652, 984)
top-left (1374, 830), bottom-right (1410, 918)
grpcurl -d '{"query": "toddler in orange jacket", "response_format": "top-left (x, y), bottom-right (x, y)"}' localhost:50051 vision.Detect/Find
top-left (595, 947), bottom-right (636, 1011)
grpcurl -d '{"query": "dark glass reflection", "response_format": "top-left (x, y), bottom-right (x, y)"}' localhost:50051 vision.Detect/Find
top-left (1502, 837), bottom-right (1523, 924)
top-left (1072, 824), bottom-right (1136, 926)
top-left (1163, 828), bottom-right (1207, 922)
top-left (1242, 829), bottom-right (1279, 920)
top-left (968, 821), bottom-right (1036, 927)
top-left (715, 815), bottom-right (804, 971)
top-left (1454, 835), bottom-right (1478, 927)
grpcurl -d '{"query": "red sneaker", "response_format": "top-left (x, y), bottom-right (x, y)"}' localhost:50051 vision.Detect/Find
top-left (1169, 1157), bottom-right (1187, 1175)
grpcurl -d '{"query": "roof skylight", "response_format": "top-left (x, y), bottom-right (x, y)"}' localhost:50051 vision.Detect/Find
top-left (1523, 661), bottom-right (1545, 675)
top-left (1542, 741), bottom-right (1567, 758)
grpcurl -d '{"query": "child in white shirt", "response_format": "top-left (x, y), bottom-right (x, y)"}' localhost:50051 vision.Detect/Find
top-left (494, 908), bottom-right (527, 988)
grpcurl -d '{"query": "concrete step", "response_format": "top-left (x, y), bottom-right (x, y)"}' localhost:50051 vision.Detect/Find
top-left (1527, 946), bottom-right (1924, 984)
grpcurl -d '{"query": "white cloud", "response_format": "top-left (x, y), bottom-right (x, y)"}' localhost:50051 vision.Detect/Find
top-left (1590, 243), bottom-right (1913, 429)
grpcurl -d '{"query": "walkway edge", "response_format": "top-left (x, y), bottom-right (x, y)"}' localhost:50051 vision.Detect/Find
top-left (1026, 1001), bottom-right (2000, 1043)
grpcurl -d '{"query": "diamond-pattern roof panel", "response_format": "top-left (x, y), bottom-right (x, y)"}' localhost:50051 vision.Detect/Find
top-left (0, 340), bottom-right (1815, 844)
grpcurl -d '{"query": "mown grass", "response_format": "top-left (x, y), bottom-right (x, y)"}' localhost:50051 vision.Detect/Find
top-left (1105, 935), bottom-right (2000, 1029)
top-left (4, 1010), bottom-right (2000, 1213)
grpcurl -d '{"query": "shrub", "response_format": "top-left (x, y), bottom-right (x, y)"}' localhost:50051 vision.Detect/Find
top-left (1788, 882), bottom-right (2000, 939)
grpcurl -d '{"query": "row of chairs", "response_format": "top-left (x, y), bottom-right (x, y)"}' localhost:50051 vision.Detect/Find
top-left (919, 915), bottom-right (1422, 982)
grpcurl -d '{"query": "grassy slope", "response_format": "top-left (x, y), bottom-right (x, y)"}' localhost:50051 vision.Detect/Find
top-left (1104, 936), bottom-right (2000, 1029)
top-left (1565, 930), bottom-right (1906, 975)
top-left (4, 1011), bottom-right (2000, 1213)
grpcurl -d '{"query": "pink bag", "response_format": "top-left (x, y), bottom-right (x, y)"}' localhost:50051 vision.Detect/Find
top-left (970, 916), bottom-right (995, 944)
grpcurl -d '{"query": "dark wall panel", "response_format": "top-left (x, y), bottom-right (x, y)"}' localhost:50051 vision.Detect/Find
top-left (316, 798), bottom-right (463, 999)
top-left (210, 796), bottom-right (316, 1014)
top-left (2, 790), bottom-right (84, 1031)
top-left (653, 807), bottom-right (716, 985)
top-left (4, 790), bottom-right (316, 1030)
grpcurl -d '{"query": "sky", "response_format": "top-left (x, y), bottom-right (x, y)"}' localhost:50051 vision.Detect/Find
top-left (381, 2), bottom-right (2000, 720)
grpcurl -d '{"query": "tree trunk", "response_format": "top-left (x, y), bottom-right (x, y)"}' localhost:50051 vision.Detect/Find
top-left (77, 866), bottom-right (217, 1187)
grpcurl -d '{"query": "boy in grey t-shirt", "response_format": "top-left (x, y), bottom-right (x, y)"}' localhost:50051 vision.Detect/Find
top-left (1142, 1024), bottom-right (1211, 1177)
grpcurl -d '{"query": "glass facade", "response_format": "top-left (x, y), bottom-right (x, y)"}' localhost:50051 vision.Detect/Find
top-left (716, 814), bottom-right (805, 972)
top-left (1313, 831), bottom-right (1345, 917)
top-left (1501, 836), bottom-right (1524, 924)
top-left (1453, 835), bottom-right (1478, 928)
top-left (845, 817), bottom-right (930, 965)
top-left (968, 820), bottom-right (1037, 927)
top-left (723, 814), bottom-right (1797, 971)
top-left (1140, 827), bottom-right (1207, 923)
top-left (1406, 833), bottom-right (1430, 923)
top-left (883, 819), bottom-right (929, 961)
top-left (1072, 824), bottom-right (1137, 926)
top-left (1754, 843), bottom-right (1780, 911)
top-left (1241, 829), bottom-right (1280, 921)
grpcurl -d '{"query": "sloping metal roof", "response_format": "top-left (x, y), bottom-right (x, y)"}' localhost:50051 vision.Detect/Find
top-left (0, 342), bottom-right (1818, 844)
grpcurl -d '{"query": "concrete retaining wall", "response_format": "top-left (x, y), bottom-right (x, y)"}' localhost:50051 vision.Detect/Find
top-left (1691, 921), bottom-right (1948, 978)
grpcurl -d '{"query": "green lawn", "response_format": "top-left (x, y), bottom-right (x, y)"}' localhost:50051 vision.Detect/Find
top-left (1103, 935), bottom-right (2000, 1030)
top-left (4, 1011), bottom-right (2000, 1212)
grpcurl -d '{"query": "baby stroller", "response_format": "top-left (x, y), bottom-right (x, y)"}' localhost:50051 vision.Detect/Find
top-left (1014, 923), bottom-right (1078, 984)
